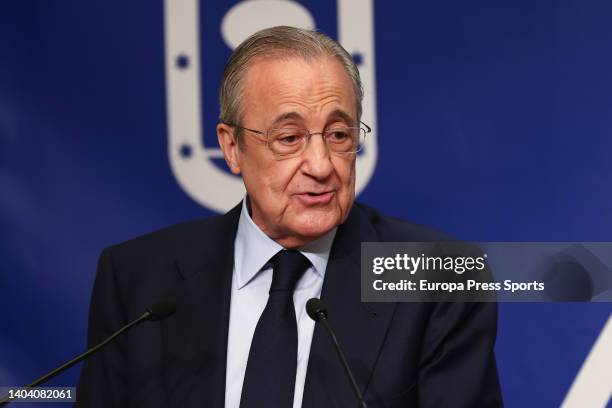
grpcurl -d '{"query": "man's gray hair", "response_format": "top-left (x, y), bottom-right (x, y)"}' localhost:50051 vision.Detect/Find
top-left (219, 26), bottom-right (363, 144)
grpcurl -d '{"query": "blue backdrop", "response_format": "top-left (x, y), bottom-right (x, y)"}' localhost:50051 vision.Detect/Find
top-left (1, 1), bottom-right (611, 406)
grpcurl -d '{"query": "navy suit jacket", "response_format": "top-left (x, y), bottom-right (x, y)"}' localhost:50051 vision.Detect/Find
top-left (76, 202), bottom-right (502, 407)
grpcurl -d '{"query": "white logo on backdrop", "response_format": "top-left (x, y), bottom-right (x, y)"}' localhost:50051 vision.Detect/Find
top-left (163, 0), bottom-right (377, 213)
top-left (562, 314), bottom-right (612, 408)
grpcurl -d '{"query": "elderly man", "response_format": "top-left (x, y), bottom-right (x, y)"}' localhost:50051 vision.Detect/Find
top-left (77, 26), bottom-right (502, 407)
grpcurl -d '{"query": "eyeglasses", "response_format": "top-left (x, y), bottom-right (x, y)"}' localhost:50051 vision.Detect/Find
top-left (225, 121), bottom-right (371, 158)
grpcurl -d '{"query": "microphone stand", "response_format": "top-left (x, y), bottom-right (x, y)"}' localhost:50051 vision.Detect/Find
top-left (0, 299), bottom-right (175, 406)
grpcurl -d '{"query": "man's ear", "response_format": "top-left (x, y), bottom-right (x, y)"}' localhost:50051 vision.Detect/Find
top-left (217, 123), bottom-right (241, 174)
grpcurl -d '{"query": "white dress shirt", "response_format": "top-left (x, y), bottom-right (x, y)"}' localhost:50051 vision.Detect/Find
top-left (224, 199), bottom-right (336, 408)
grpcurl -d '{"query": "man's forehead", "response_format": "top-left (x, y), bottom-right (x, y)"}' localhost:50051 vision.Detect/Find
top-left (249, 52), bottom-right (327, 71)
top-left (245, 54), bottom-right (351, 91)
top-left (242, 55), bottom-right (357, 119)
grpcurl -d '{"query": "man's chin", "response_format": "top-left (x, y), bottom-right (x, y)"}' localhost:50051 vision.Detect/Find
top-left (290, 213), bottom-right (341, 238)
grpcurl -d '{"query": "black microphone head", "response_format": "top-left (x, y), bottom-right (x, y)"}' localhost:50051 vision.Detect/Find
top-left (146, 299), bottom-right (176, 321)
top-left (306, 298), bottom-right (328, 322)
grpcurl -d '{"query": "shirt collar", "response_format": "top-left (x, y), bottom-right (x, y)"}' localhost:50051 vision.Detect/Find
top-left (234, 197), bottom-right (336, 289)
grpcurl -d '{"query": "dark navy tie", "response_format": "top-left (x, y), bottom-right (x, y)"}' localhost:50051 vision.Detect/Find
top-left (240, 250), bottom-right (311, 407)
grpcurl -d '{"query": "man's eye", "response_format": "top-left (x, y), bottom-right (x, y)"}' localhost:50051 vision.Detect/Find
top-left (327, 130), bottom-right (350, 142)
top-left (277, 134), bottom-right (302, 145)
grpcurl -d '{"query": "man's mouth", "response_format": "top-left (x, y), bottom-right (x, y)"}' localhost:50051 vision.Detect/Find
top-left (296, 191), bottom-right (335, 205)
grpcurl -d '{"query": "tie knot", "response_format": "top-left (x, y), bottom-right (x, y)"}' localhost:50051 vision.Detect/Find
top-left (269, 250), bottom-right (311, 293)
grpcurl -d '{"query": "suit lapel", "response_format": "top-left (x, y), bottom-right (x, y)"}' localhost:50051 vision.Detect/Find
top-left (161, 204), bottom-right (241, 408)
top-left (302, 205), bottom-right (397, 407)
top-left (159, 202), bottom-right (396, 407)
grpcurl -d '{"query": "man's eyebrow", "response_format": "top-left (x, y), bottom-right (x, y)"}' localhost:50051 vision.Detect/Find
top-left (271, 112), bottom-right (303, 126)
top-left (328, 109), bottom-right (356, 126)
top-left (271, 110), bottom-right (356, 127)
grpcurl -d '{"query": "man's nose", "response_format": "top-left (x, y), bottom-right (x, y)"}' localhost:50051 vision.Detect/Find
top-left (300, 134), bottom-right (334, 179)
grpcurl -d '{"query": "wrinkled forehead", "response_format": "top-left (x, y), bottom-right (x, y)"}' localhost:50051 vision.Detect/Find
top-left (241, 55), bottom-right (358, 123)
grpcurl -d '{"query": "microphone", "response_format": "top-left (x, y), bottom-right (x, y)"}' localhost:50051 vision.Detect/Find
top-left (306, 298), bottom-right (368, 408)
top-left (0, 299), bottom-right (176, 406)
top-left (145, 298), bottom-right (177, 321)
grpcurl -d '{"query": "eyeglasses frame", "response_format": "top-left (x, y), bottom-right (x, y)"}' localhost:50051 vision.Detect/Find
top-left (223, 121), bottom-right (371, 157)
